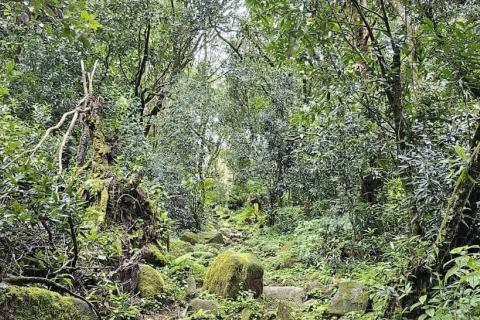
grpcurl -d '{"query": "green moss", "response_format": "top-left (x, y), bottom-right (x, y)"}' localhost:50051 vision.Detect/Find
top-left (180, 232), bottom-right (201, 244)
top-left (138, 264), bottom-right (165, 298)
top-left (97, 187), bottom-right (109, 225)
top-left (0, 285), bottom-right (95, 320)
top-left (204, 251), bottom-right (263, 298)
top-left (327, 281), bottom-right (369, 315)
top-left (170, 239), bottom-right (194, 257)
top-left (172, 255), bottom-right (207, 283)
top-left (144, 244), bottom-right (168, 267)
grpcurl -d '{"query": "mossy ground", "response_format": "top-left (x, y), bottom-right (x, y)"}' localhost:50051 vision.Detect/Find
top-left (137, 206), bottom-right (405, 319)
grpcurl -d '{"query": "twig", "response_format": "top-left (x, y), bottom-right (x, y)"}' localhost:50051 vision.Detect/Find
top-left (58, 110), bottom-right (79, 174)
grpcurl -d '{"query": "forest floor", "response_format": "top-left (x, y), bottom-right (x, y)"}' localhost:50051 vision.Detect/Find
top-left (141, 207), bottom-right (381, 320)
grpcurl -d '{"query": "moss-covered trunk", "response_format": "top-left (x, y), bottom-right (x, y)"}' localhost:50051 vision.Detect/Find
top-left (435, 123), bottom-right (480, 268)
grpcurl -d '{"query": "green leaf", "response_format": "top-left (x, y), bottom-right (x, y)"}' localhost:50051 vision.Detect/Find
top-left (80, 10), bottom-right (102, 31)
top-left (426, 308), bottom-right (435, 317)
top-left (445, 265), bottom-right (459, 280)
top-left (454, 145), bottom-right (468, 161)
top-left (419, 295), bottom-right (427, 304)
top-left (0, 85), bottom-right (9, 97)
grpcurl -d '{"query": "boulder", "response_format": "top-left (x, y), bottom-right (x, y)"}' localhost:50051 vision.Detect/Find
top-left (144, 244), bottom-right (168, 267)
top-left (327, 281), bottom-right (369, 315)
top-left (263, 286), bottom-right (306, 305)
top-left (204, 251), bottom-right (263, 298)
top-left (138, 264), bottom-right (165, 298)
top-left (0, 284), bottom-right (96, 320)
top-left (188, 298), bottom-right (219, 313)
top-left (180, 231), bottom-right (225, 245)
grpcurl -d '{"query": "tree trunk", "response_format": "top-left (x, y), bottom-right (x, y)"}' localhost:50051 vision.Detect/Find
top-left (435, 122), bottom-right (480, 268)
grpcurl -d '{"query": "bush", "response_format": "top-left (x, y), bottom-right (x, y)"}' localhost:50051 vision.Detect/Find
top-left (273, 206), bottom-right (304, 233)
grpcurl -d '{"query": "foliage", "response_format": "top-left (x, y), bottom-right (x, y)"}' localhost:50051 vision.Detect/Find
top-left (412, 246), bottom-right (480, 319)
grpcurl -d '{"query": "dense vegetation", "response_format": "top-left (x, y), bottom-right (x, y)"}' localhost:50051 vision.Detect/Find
top-left (1, 0), bottom-right (480, 319)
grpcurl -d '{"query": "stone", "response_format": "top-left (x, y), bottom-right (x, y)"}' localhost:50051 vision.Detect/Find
top-left (219, 227), bottom-right (233, 237)
top-left (263, 286), bottom-right (306, 305)
top-left (185, 275), bottom-right (197, 298)
top-left (204, 251), bottom-right (263, 298)
top-left (0, 285), bottom-right (96, 320)
top-left (189, 298), bottom-right (219, 313)
top-left (172, 255), bottom-right (207, 284)
top-left (138, 264), bottom-right (165, 298)
top-left (144, 244), bottom-right (168, 267)
top-left (277, 302), bottom-right (296, 320)
top-left (241, 308), bottom-right (254, 320)
top-left (327, 281), bottom-right (369, 315)
top-left (180, 231), bottom-right (225, 245)
top-left (169, 239), bottom-right (193, 257)
top-left (305, 281), bottom-right (332, 299)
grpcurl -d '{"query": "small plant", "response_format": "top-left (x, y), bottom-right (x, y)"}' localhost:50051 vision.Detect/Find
top-left (411, 246), bottom-right (480, 319)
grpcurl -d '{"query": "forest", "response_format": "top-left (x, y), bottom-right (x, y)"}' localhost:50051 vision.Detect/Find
top-left (1, 0), bottom-right (480, 319)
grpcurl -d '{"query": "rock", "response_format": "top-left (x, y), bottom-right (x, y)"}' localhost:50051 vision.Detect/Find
top-left (144, 244), bottom-right (168, 267)
top-left (241, 308), bottom-right (254, 320)
top-left (305, 281), bottom-right (332, 299)
top-left (172, 255), bottom-right (207, 284)
top-left (274, 256), bottom-right (298, 269)
top-left (169, 239), bottom-right (193, 257)
top-left (201, 230), bottom-right (225, 244)
top-left (180, 231), bottom-right (225, 245)
top-left (219, 227), bottom-right (233, 237)
top-left (189, 298), bottom-right (219, 313)
top-left (0, 284), bottom-right (96, 320)
top-left (204, 251), bottom-right (263, 298)
top-left (138, 264), bottom-right (165, 298)
top-left (277, 302), bottom-right (296, 320)
top-left (263, 286), bottom-right (306, 305)
top-left (219, 228), bottom-right (245, 241)
top-left (185, 275), bottom-right (197, 298)
top-left (327, 281), bottom-right (369, 315)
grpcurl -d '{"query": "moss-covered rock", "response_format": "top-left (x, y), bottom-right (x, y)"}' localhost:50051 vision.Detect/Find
top-left (144, 244), bottom-right (169, 267)
top-left (277, 302), bottom-right (296, 320)
top-left (169, 239), bottom-right (194, 257)
top-left (171, 255), bottom-right (207, 284)
top-left (204, 251), bottom-right (263, 298)
top-left (327, 281), bottom-right (369, 315)
top-left (263, 286), bottom-right (306, 305)
top-left (0, 285), bottom-right (96, 320)
top-left (180, 231), bottom-right (225, 245)
top-left (138, 264), bottom-right (165, 298)
top-left (188, 298), bottom-right (219, 313)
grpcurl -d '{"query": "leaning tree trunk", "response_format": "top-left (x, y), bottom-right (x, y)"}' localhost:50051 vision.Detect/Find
top-left (435, 122), bottom-right (480, 268)
top-left (402, 121), bottom-right (480, 317)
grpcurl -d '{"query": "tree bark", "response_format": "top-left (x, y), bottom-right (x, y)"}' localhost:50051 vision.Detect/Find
top-left (435, 122), bottom-right (480, 268)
